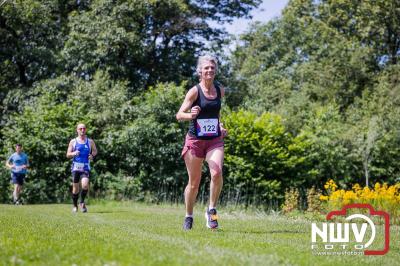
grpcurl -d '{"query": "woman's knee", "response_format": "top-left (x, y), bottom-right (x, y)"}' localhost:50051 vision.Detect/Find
top-left (211, 167), bottom-right (223, 180)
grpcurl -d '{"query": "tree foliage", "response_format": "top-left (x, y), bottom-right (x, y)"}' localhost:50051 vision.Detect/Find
top-left (1, 0), bottom-right (400, 206)
top-left (229, 0), bottom-right (400, 189)
top-left (222, 110), bottom-right (311, 204)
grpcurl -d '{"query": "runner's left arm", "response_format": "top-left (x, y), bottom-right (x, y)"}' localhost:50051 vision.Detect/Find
top-left (89, 139), bottom-right (97, 158)
top-left (219, 85), bottom-right (227, 137)
top-left (23, 155), bottom-right (29, 169)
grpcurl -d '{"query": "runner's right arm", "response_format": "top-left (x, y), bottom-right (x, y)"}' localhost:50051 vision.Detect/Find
top-left (66, 139), bottom-right (79, 158)
top-left (5, 157), bottom-right (14, 169)
top-left (176, 87), bottom-right (200, 121)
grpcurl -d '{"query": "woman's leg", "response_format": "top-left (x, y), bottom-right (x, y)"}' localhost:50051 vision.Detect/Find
top-left (205, 147), bottom-right (224, 208)
top-left (184, 151), bottom-right (204, 216)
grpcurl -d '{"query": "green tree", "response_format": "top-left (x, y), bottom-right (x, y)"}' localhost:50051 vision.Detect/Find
top-left (298, 104), bottom-right (351, 187)
top-left (0, 71), bottom-right (131, 202)
top-left (1, 76), bottom-right (80, 202)
top-left (317, 0), bottom-right (400, 65)
top-left (61, 0), bottom-right (261, 92)
top-left (0, 0), bottom-right (60, 89)
top-left (222, 110), bottom-right (310, 205)
top-left (227, 0), bottom-right (400, 190)
top-left (345, 65), bottom-right (400, 186)
top-left (102, 82), bottom-right (188, 202)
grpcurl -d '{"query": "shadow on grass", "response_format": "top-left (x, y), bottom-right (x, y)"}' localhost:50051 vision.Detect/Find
top-left (222, 229), bottom-right (304, 235)
top-left (89, 210), bottom-right (130, 214)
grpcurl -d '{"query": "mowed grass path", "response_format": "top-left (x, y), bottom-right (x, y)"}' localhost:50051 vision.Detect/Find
top-left (0, 202), bottom-right (399, 266)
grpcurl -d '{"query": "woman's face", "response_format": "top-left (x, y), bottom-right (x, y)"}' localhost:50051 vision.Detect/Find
top-left (200, 61), bottom-right (216, 81)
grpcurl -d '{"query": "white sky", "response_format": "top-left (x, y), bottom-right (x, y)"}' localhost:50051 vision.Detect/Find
top-left (221, 0), bottom-right (289, 35)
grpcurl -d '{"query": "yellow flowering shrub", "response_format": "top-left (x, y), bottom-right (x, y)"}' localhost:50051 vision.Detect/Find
top-left (320, 179), bottom-right (400, 223)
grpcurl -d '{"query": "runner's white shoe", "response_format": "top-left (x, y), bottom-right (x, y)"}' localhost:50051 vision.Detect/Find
top-left (80, 202), bottom-right (88, 213)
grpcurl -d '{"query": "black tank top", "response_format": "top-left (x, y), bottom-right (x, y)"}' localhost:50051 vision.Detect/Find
top-left (188, 84), bottom-right (221, 139)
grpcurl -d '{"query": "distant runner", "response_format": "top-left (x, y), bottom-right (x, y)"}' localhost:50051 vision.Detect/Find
top-left (66, 123), bottom-right (97, 213)
top-left (176, 55), bottom-right (227, 230)
top-left (6, 143), bottom-right (29, 205)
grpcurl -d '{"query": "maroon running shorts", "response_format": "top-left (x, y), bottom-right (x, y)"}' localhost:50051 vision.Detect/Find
top-left (181, 134), bottom-right (224, 159)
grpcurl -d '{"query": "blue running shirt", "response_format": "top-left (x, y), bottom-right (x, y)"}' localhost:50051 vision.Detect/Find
top-left (8, 152), bottom-right (29, 174)
top-left (71, 138), bottom-right (91, 172)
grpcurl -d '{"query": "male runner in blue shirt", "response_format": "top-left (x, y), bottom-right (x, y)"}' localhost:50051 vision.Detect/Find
top-left (67, 123), bottom-right (97, 213)
top-left (6, 143), bottom-right (29, 205)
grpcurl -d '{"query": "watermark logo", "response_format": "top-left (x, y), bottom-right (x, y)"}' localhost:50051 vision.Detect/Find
top-left (311, 204), bottom-right (390, 255)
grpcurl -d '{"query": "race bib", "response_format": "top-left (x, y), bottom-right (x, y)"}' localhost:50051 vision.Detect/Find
top-left (73, 162), bottom-right (85, 172)
top-left (14, 165), bottom-right (24, 172)
top-left (196, 118), bottom-right (219, 137)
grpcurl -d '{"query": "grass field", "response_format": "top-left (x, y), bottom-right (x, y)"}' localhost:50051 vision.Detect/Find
top-left (0, 202), bottom-right (399, 266)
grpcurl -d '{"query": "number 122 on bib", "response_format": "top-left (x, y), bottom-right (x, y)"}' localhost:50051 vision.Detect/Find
top-left (196, 118), bottom-right (219, 137)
